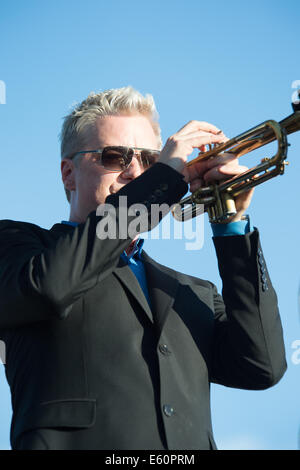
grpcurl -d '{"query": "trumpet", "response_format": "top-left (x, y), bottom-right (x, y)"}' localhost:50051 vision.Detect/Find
top-left (172, 97), bottom-right (300, 223)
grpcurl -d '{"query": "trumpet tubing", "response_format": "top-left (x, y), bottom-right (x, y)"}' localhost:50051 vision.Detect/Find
top-left (172, 101), bottom-right (300, 223)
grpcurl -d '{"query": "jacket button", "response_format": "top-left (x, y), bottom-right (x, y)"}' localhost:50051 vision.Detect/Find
top-left (159, 344), bottom-right (172, 355)
top-left (154, 189), bottom-right (163, 198)
top-left (258, 257), bottom-right (264, 267)
top-left (163, 405), bottom-right (174, 417)
top-left (262, 282), bottom-right (268, 291)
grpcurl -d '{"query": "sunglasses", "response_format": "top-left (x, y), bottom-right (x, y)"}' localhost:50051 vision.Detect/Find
top-left (69, 146), bottom-right (161, 172)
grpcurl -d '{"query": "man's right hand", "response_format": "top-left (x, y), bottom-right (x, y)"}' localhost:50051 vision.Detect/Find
top-left (158, 120), bottom-right (225, 175)
top-left (158, 120), bottom-right (254, 223)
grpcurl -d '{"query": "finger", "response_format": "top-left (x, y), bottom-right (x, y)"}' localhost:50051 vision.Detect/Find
top-left (187, 152), bottom-right (238, 179)
top-left (203, 164), bottom-right (249, 182)
top-left (218, 164), bottom-right (249, 175)
top-left (182, 133), bottom-right (227, 150)
top-left (171, 129), bottom-right (227, 145)
top-left (234, 188), bottom-right (255, 212)
top-left (201, 152), bottom-right (238, 170)
top-left (162, 133), bottom-right (226, 168)
top-left (177, 120), bottom-right (224, 136)
top-left (186, 177), bottom-right (204, 193)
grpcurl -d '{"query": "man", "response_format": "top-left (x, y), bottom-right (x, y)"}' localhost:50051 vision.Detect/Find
top-left (0, 86), bottom-right (286, 450)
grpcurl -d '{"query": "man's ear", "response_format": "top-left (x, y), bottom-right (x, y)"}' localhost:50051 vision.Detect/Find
top-left (61, 159), bottom-right (76, 192)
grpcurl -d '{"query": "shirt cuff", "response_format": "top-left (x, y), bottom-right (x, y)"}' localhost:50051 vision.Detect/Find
top-left (211, 215), bottom-right (252, 237)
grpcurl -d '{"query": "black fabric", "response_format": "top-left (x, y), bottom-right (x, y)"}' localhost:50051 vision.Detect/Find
top-left (0, 162), bottom-right (286, 450)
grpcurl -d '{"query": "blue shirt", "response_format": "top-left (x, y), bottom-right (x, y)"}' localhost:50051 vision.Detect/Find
top-left (211, 216), bottom-right (251, 237)
top-left (120, 238), bottom-right (152, 307)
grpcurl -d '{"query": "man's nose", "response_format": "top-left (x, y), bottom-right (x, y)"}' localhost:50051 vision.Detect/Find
top-left (121, 155), bottom-right (143, 179)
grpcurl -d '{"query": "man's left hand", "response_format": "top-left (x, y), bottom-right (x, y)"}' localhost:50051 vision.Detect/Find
top-left (183, 150), bottom-right (254, 223)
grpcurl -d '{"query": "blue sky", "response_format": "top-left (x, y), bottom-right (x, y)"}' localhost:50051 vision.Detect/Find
top-left (0, 0), bottom-right (299, 450)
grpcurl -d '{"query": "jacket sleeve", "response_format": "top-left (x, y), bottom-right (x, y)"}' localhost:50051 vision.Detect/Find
top-left (0, 163), bottom-right (188, 328)
top-left (210, 229), bottom-right (287, 390)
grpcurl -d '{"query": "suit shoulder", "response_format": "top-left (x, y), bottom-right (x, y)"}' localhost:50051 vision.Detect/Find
top-left (0, 219), bottom-right (48, 237)
top-left (146, 255), bottom-right (213, 290)
top-left (175, 269), bottom-right (214, 290)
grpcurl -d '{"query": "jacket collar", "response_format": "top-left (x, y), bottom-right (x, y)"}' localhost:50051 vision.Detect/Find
top-left (113, 250), bottom-right (179, 333)
top-left (113, 255), bottom-right (154, 323)
top-left (51, 223), bottom-right (179, 332)
top-left (141, 251), bottom-right (179, 332)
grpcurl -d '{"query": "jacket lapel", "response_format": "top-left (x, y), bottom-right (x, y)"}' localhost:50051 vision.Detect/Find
top-left (113, 252), bottom-right (180, 333)
top-left (113, 257), bottom-right (154, 323)
top-left (142, 251), bottom-right (179, 334)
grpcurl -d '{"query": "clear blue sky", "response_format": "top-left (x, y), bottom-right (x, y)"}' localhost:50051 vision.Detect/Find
top-left (0, 0), bottom-right (299, 450)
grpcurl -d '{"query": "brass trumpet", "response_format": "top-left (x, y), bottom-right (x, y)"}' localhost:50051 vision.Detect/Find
top-left (172, 97), bottom-right (300, 223)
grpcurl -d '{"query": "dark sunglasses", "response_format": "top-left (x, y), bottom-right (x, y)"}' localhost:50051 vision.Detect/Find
top-left (68, 146), bottom-right (160, 172)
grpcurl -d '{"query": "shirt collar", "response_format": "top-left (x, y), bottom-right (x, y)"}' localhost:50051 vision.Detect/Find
top-left (125, 238), bottom-right (144, 261)
top-left (61, 220), bottom-right (79, 227)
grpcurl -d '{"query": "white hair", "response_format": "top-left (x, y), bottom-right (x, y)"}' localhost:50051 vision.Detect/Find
top-left (60, 86), bottom-right (162, 202)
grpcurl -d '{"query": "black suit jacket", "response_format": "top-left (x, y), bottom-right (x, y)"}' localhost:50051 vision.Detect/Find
top-left (0, 163), bottom-right (287, 450)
